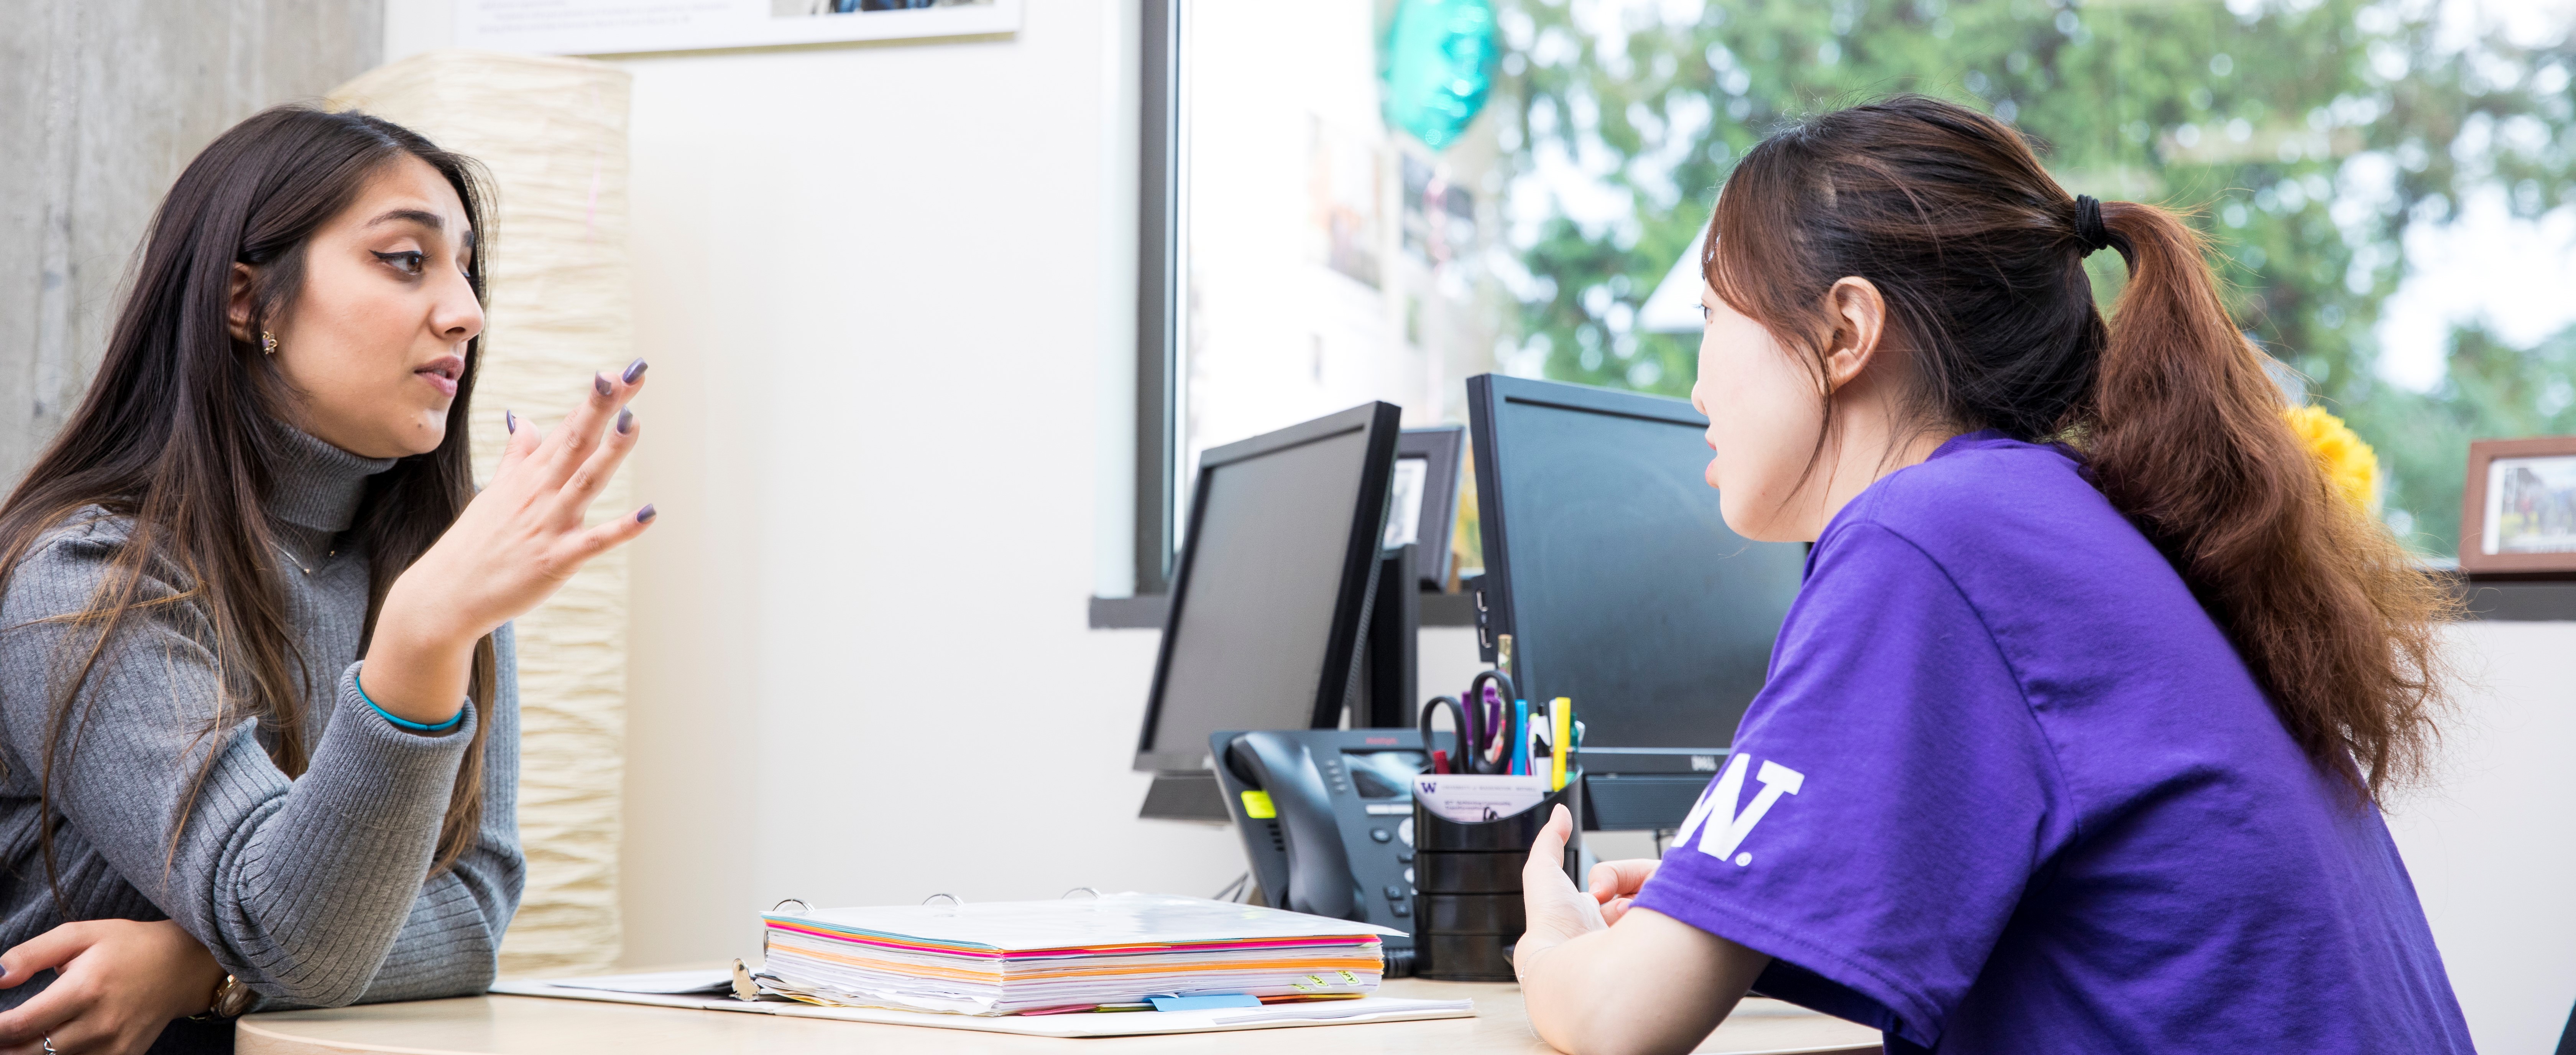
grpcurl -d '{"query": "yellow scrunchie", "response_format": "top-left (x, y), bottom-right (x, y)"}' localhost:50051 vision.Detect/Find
top-left (2284, 404), bottom-right (2380, 514)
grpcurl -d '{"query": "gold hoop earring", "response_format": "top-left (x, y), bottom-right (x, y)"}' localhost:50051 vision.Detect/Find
top-left (260, 331), bottom-right (278, 356)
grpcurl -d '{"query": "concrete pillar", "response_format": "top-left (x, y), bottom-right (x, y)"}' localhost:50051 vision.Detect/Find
top-left (0, 0), bottom-right (383, 482)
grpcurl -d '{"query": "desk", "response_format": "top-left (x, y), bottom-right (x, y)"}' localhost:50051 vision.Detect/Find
top-left (238, 979), bottom-right (1883, 1054)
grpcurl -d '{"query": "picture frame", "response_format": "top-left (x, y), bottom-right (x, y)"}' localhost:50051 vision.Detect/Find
top-left (2458, 436), bottom-right (2576, 578)
top-left (1389, 426), bottom-right (1467, 592)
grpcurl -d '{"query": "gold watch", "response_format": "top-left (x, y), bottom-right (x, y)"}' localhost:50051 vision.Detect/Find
top-left (197, 974), bottom-right (255, 1019)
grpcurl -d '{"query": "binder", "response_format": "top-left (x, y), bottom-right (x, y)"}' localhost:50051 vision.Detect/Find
top-left (492, 892), bottom-right (1484, 1032)
top-left (752, 892), bottom-right (1401, 1014)
top-left (493, 892), bottom-right (1476, 1037)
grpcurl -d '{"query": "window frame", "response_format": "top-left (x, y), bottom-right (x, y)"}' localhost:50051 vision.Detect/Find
top-left (1102, 0), bottom-right (1509, 632)
top-left (1130, 0), bottom-right (1181, 600)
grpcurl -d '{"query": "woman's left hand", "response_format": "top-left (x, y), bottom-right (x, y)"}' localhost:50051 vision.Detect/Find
top-left (1516, 806), bottom-right (1774, 1054)
top-left (0, 920), bottom-right (226, 1055)
top-left (1516, 805), bottom-right (1608, 977)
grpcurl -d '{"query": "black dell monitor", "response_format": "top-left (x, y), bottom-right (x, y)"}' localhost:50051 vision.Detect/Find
top-left (1465, 374), bottom-right (1808, 830)
top-left (1134, 402), bottom-right (1405, 802)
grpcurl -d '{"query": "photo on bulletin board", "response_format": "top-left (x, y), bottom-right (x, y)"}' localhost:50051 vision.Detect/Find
top-left (1308, 117), bottom-right (1386, 290)
top-left (1383, 459), bottom-right (1428, 550)
top-left (2458, 436), bottom-right (2576, 578)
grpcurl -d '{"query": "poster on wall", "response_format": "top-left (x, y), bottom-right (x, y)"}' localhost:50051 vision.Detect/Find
top-left (456, 0), bottom-right (1021, 56)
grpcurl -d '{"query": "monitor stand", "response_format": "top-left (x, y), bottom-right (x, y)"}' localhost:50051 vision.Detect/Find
top-left (1355, 544), bottom-right (1419, 729)
top-left (1137, 770), bottom-right (1229, 822)
top-left (1577, 747), bottom-right (1731, 829)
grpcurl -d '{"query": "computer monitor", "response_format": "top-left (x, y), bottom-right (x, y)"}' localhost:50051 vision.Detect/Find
top-left (1132, 402), bottom-right (1405, 777)
top-left (1464, 374), bottom-right (1808, 830)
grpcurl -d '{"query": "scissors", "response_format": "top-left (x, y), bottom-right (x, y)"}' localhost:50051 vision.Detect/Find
top-left (1418, 668), bottom-right (1520, 775)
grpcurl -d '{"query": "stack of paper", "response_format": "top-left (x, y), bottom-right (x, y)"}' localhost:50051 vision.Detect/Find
top-left (757, 893), bottom-right (1402, 1015)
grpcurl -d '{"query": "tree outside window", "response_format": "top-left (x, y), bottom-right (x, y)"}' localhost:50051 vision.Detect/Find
top-left (1498, 0), bottom-right (2576, 558)
top-left (1172, 0), bottom-right (2576, 566)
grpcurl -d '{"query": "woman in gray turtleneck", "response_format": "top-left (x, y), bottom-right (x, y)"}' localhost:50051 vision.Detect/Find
top-left (0, 108), bottom-right (653, 1055)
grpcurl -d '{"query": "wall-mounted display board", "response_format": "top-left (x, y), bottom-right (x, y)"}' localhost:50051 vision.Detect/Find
top-left (456, 0), bottom-right (1021, 56)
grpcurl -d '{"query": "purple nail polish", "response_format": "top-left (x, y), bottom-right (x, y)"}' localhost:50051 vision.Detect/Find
top-left (636, 504), bottom-right (657, 524)
top-left (593, 372), bottom-right (612, 397)
top-left (505, 410), bottom-right (517, 434)
top-left (616, 408), bottom-right (633, 435)
top-left (623, 358), bottom-right (648, 384)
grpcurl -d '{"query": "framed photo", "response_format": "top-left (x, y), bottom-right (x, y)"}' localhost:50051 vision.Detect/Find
top-left (1385, 426), bottom-right (1467, 591)
top-left (2459, 436), bottom-right (2576, 577)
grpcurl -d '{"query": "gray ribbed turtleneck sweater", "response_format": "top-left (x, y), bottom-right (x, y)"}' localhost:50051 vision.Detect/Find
top-left (0, 425), bottom-right (523, 1027)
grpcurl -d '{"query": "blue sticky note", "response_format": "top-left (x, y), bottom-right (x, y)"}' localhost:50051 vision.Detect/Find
top-left (1147, 994), bottom-right (1263, 1012)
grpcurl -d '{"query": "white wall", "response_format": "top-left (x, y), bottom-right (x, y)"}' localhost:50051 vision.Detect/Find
top-left (602, 0), bottom-right (1254, 966)
top-left (2384, 621), bottom-right (2576, 1054)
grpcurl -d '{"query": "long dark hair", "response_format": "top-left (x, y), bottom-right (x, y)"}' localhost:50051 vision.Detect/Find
top-left (0, 105), bottom-right (499, 902)
top-left (1704, 95), bottom-right (2452, 799)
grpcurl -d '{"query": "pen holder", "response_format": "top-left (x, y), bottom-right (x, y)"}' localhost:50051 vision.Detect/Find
top-left (1411, 770), bottom-right (1582, 982)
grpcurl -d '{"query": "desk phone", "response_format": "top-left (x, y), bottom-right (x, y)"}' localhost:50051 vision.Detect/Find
top-left (1209, 729), bottom-right (1449, 973)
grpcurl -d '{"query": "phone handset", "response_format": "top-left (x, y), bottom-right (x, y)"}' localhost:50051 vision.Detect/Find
top-left (1223, 732), bottom-right (1365, 922)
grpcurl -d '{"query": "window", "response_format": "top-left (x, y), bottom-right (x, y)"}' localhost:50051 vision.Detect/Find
top-left (1137, 0), bottom-right (1514, 596)
top-left (1135, 0), bottom-right (2576, 590)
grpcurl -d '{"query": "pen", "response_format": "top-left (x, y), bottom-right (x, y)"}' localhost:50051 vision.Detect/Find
top-left (1530, 706), bottom-right (1545, 777)
top-left (1480, 684), bottom-right (1504, 772)
top-left (1529, 698), bottom-right (1543, 776)
top-left (1431, 748), bottom-right (1449, 775)
top-left (1551, 697), bottom-right (1571, 791)
top-left (1511, 698), bottom-right (1531, 776)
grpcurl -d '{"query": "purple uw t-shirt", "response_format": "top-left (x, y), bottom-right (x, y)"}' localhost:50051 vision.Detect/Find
top-left (1630, 432), bottom-right (2471, 1054)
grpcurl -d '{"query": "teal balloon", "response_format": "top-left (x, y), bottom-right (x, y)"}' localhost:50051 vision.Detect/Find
top-left (1380, 0), bottom-right (1496, 151)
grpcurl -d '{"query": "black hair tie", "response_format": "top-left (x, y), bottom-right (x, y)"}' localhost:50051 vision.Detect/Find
top-left (2072, 194), bottom-right (2113, 255)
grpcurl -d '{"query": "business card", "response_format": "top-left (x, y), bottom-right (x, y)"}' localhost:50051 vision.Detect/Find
top-left (1408, 774), bottom-right (1553, 824)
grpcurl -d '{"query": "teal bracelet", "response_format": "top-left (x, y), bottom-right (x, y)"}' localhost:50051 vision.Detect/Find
top-left (354, 673), bottom-right (466, 733)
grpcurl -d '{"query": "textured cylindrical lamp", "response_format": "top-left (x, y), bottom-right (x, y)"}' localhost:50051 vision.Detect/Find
top-left (329, 51), bottom-right (634, 976)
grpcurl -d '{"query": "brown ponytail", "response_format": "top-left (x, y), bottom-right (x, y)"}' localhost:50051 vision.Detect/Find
top-left (2084, 202), bottom-right (2454, 797)
top-left (1706, 95), bottom-right (2452, 800)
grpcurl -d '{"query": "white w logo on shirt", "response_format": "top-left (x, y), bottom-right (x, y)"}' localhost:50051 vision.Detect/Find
top-left (1670, 752), bottom-right (1805, 867)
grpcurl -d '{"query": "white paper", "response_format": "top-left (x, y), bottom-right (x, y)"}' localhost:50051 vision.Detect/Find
top-left (1410, 774), bottom-right (1552, 823)
top-left (1211, 997), bottom-right (1472, 1025)
top-left (490, 980), bottom-right (1475, 1038)
top-left (546, 968), bottom-right (733, 994)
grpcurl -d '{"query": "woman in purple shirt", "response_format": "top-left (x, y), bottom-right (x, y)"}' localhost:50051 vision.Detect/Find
top-left (1513, 95), bottom-right (2471, 1054)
